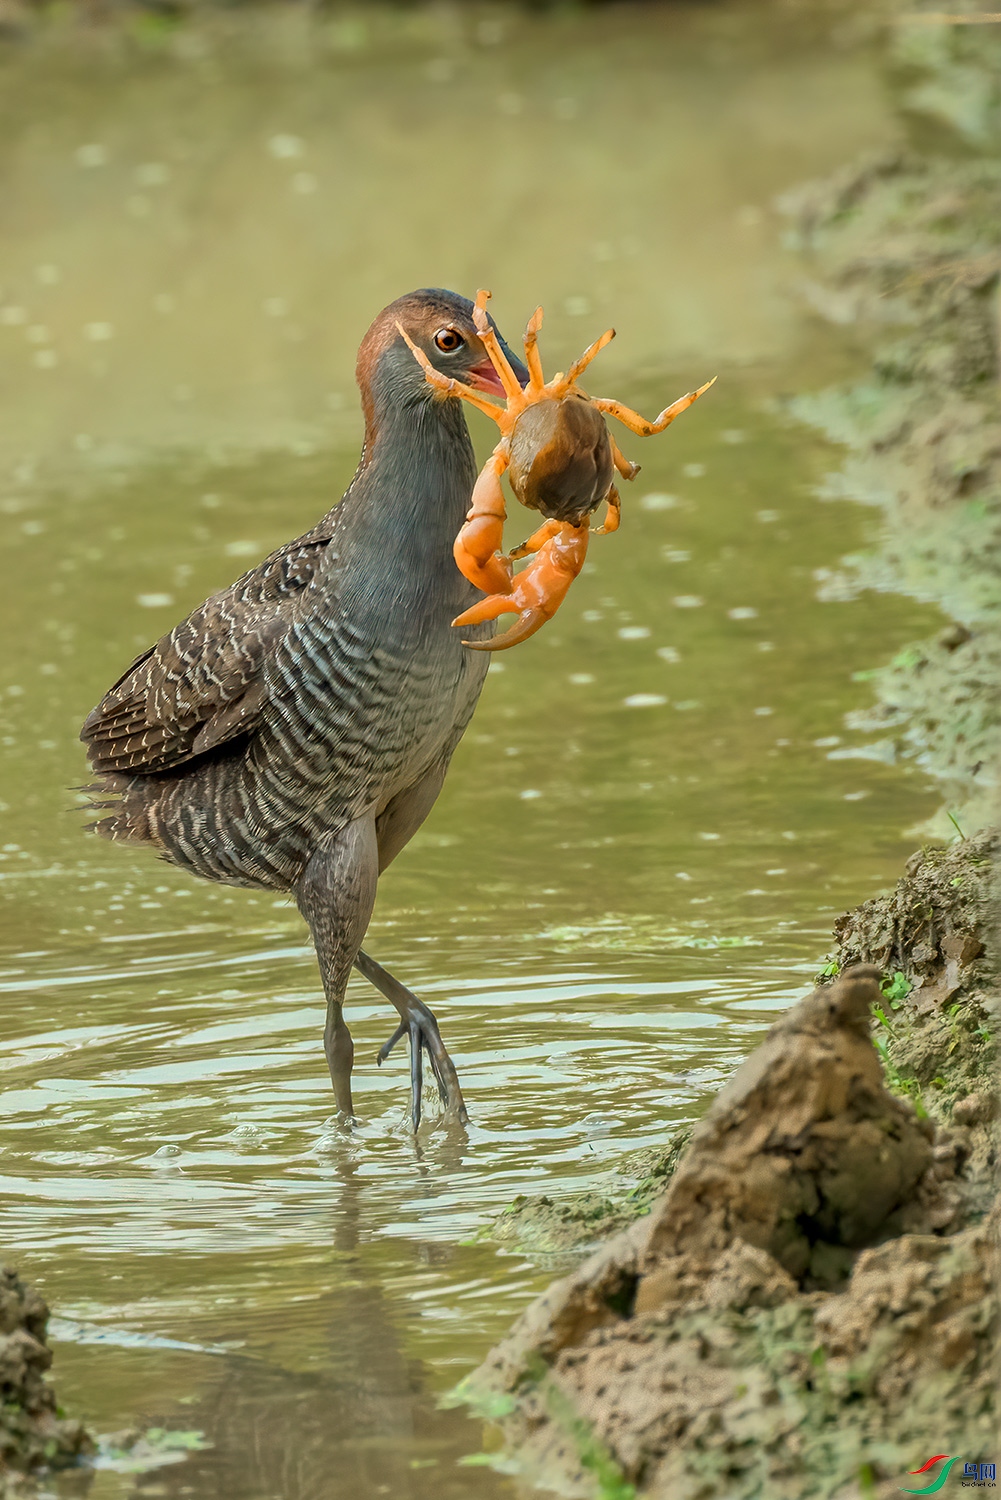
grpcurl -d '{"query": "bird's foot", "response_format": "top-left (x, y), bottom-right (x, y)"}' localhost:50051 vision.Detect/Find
top-left (377, 999), bottom-right (469, 1131)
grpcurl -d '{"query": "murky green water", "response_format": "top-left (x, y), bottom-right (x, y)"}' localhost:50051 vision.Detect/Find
top-left (0, 5), bottom-right (942, 1497)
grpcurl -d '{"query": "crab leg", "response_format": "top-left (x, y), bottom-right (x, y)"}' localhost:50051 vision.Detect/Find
top-left (559, 327), bottom-right (616, 392)
top-left (453, 445), bottom-right (516, 596)
top-left (522, 307), bottom-right (547, 394)
top-left (453, 519), bottom-right (589, 651)
top-left (395, 322), bottom-right (506, 423)
top-left (592, 375), bottom-right (717, 436)
top-left (595, 484), bottom-right (621, 536)
top-left (472, 289), bottom-right (529, 408)
top-left (610, 437), bottom-right (640, 482)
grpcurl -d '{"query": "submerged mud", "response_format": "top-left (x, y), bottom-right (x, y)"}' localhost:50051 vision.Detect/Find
top-left (466, 865), bottom-right (999, 1497)
top-left (482, 1128), bottom-right (696, 1262)
top-left (0, 1266), bottom-right (91, 1494)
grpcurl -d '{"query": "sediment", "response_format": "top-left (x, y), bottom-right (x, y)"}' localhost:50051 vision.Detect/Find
top-left (0, 1265), bottom-right (92, 1495)
top-left (466, 927), bottom-right (998, 1499)
top-left (782, 143), bottom-right (1001, 837)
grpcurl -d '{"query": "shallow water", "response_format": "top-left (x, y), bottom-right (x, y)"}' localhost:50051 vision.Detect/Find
top-left (0, 5), bottom-right (941, 1497)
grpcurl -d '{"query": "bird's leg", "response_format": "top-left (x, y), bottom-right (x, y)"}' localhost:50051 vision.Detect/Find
top-left (359, 769), bottom-right (467, 1130)
top-left (591, 375), bottom-right (717, 436)
top-left (296, 818), bottom-right (379, 1122)
top-left (522, 306), bottom-right (547, 394)
top-left (453, 519), bottom-right (590, 651)
top-left (453, 444), bottom-right (516, 595)
top-left (354, 949), bottom-right (469, 1129)
top-left (595, 484), bottom-right (621, 536)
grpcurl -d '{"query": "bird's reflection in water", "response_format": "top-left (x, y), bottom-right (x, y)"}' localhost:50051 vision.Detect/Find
top-left (124, 1153), bottom-right (521, 1500)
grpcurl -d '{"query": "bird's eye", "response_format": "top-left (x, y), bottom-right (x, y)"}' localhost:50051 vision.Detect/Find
top-left (434, 327), bottom-right (464, 353)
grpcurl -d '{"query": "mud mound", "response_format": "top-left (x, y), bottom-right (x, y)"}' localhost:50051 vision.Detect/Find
top-left (0, 1265), bottom-right (91, 1493)
top-left (466, 966), bottom-right (997, 1498)
top-left (831, 831), bottom-right (998, 1204)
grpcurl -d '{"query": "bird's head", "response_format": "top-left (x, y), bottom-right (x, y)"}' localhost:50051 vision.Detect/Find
top-left (356, 288), bottom-right (528, 435)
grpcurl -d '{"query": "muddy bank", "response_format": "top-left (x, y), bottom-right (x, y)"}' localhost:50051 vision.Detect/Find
top-left (464, 838), bottom-right (998, 1496)
top-left (482, 835), bottom-right (998, 1269)
top-left (0, 1265), bottom-right (91, 1494)
top-left (782, 144), bottom-right (1001, 837)
top-left (834, 830), bottom-right (999, 1204)
top-left (480, 1128), bottom-right (696, 1263)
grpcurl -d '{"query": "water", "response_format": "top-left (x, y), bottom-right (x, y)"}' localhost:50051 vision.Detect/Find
top-left (0, 5), bottom-right (940, 1497)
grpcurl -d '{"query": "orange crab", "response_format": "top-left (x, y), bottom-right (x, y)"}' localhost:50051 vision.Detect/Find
top-left (399, 289), bottom-right (715, 651)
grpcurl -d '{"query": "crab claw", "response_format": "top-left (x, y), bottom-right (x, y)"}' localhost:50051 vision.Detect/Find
top-left (453, 451), bottom-right (515, 596)
top-left (453, 519), bottom-right (589, 651)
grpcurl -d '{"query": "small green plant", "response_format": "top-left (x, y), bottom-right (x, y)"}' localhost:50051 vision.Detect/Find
top-left (445, 1376), bottom-right (517, 1420)
top-left (871, 1007), bottom-right (927, 1117)
top-left (880, 971), bottom-right (911, 1006)
top-left (818, 960), bottom-right (840, 979)
top-left (947, 810), bottom-right (966, 839)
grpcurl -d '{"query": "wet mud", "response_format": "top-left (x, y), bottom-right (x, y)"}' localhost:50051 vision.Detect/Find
top-left (480, 1129), bottom-right (695, 1263)
top-left (465, 880), bottom-right (998, 1498)
top-left (834, 831), bottom-right (999, 1212)
top-left (0, 1266), bottom-right (91, 1495)
top-left (783, 144), bottom-right (1001, 837)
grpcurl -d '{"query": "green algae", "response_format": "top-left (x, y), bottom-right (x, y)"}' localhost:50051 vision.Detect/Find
top-left (476, 1126), bottom-right (696, 1259)
top-left (783, 149), bottom-right (1001, 838)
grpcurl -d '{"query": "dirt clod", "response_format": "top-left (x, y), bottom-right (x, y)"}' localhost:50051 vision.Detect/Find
top-left (0, 1265), bottom-right (92, 1493)
top-left (830, 832), bottom-right (998, 1208)
top-left (467, 946), bottom-right (997, 1498)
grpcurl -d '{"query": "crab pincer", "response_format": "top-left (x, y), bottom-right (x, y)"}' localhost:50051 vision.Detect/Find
top-left (400, 288), bottom-right (715, 651)
top-left (452, 518), bottom-right (590, 651)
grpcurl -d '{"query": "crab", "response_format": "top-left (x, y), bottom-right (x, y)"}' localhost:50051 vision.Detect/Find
top-left (399, 289), bottom-right (715, 651)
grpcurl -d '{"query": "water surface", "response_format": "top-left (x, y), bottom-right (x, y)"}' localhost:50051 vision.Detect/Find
top-left (0, 6), bottom-right (939, 1497)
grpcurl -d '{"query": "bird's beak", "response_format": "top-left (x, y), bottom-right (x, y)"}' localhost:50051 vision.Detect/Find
top-left (467, 346), bottom-right (530, 397)
top-left (466, 360), bottom-right (508, 396)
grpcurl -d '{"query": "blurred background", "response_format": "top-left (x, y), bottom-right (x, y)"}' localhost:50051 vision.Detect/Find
top-left (0, 3), bottom-right (963, 1497)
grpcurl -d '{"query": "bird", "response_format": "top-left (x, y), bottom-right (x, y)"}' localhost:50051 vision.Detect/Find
top-left (80, 288), bottom-right (530, 1131)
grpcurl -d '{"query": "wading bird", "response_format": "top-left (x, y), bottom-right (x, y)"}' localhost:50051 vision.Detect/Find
top-left (81, 288), bottom-right (711, 1129)
top-left (81, 289), bottom-right (527, 1130)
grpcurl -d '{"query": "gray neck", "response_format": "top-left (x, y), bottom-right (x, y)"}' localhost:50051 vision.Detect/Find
top-left (333, 356), bottom-right (478, 614)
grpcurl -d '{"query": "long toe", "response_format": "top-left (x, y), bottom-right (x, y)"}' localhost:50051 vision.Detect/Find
top-left (416, 1011), bottom-right (469, 1126)
top-left (377, 1021), bottom-right (407, 1066)
top-left (375, 1005), bottom-right (469, 1127)
top-left (409, 1019), bottom-right (425, 1132)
